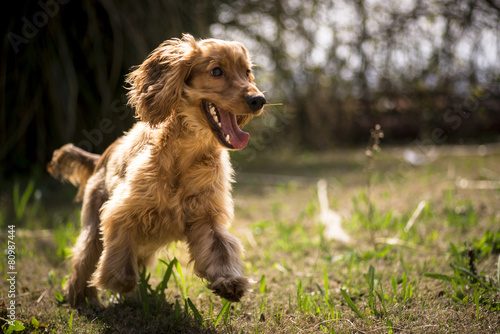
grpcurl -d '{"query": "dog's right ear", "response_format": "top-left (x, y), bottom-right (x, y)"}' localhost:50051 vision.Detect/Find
top-left (126, 34), bottom-right (199, 126)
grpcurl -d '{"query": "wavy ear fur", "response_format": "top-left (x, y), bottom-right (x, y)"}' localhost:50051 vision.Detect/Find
top-left (126, 34), bottom-right (199, 125)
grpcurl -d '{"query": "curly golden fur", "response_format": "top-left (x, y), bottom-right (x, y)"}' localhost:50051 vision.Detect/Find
top-left (47, 34), bottom-right (266, 307)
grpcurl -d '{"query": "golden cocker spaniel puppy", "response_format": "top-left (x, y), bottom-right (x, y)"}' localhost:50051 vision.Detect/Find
top-left (47, 34), bottom-right (266, 307)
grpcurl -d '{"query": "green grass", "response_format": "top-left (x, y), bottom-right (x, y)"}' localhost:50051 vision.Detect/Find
top-left (1, 147), bottom-right (500, 333)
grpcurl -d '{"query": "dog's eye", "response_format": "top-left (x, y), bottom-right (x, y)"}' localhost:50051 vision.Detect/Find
top-left (246, 69), bottom-right (251, 78)
top-left (210, 67), bottom-right (223, 77)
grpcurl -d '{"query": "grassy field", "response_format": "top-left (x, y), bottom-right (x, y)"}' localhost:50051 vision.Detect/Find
top-left (1, 145), bottom-right (500, 333)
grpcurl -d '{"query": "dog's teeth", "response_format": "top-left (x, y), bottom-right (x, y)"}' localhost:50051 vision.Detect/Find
top-left (225, 135), bottom-right (231, 143)
top-left (217, 122), bottom-right (221, 127)
top-left (213, 114), bottom-right (218, 122)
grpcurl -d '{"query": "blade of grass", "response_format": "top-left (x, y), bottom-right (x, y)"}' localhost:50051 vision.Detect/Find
top-left (340, 289), bottom-right (365, 319)
top-left (367, 265), bottom-right (376, 313)
top-left (187, 298), bottom-right (206, 328)
top-left (324, 268), bottom-right (329, 301)
top-left (391, 275), bottom-right (397, 296)
top-left (497, 255), bottom-right (500, 289)
top-left (214, 300), bottom-right (231, 328)
top-left (259, 275), bottom-right (267, 294)
top-left (174, 299), bottom-right (181, 323)
top-left (297, 280), bottom-right (303, 312)
top-left (402, 272), bottom-right (408, 300)
top-left (174, 259), bottom-right (187, 299)
top-left (157, 258), bottom-right (176, 294)
top-left (474, 288), bottom-right (480, 321)
top-left (13, 180), bottom-right (35, 220)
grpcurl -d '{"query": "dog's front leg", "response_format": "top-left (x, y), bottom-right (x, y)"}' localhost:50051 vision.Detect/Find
top-left (90, 221), bottom-right (138, 294)
top-left (185, 222), bottom-right (250, 302)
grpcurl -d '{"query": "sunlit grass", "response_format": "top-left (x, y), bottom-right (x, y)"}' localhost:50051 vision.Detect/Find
top-left (1, 149), bottom-right (500, 333)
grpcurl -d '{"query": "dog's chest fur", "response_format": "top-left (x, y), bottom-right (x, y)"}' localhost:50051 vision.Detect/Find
top-left (100, 122), bottom-right (234, 249)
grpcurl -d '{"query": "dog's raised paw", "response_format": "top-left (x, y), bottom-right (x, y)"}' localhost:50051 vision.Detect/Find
top-left (208, 276), bottom-right (250, 302)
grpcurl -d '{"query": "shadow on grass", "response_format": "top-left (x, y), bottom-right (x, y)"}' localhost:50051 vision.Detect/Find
top-left (73, 258), bottom-right (216, 333)
top-left (76, 297), bottom-right (214, 334)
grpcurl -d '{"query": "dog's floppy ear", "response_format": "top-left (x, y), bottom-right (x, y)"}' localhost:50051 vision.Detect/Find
top-left (126, 34), bottom-right (199, 125)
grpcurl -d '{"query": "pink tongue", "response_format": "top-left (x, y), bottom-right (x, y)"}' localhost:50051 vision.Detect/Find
top-left (218, 108), bottom-right (249, 149)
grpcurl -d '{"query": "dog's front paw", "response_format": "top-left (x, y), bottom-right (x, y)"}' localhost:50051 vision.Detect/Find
top-left (208, 276), bottom-right (250, 302)
top-left (67, 284), bottom-right (101, 308)
top-left (91, 265), bottom-right (137, 293)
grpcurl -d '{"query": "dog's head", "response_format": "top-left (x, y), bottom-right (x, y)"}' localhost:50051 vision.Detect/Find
top-left (126, 34), bottom-right (266, 150)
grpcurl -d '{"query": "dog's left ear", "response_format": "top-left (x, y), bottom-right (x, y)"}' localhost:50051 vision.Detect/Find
top-left (126, 34), bottom-right (199, 125)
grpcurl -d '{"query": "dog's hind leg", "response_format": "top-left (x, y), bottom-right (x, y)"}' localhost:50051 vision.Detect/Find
top-left (67, 175), bottom-right (106, 307)
top-left (89, 198), bottom-right (139, 294)
top-left (186, 222), bottom-right (250, 302)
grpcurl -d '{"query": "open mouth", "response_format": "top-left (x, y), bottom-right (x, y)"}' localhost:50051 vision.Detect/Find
top-left (202, 100), bottom-right (250, 150)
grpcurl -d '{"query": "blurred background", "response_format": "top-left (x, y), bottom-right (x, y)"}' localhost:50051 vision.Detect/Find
top-left (2, 0), bottom-right (500, 178)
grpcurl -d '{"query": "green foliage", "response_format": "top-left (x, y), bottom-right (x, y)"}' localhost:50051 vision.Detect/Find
top-left (53, 221), bottom-right (76, 260)
top-left (12, 180), bottom-right (35, 222)
top-left (2, 320), bottom-right (25, 334)
top-left (2, 151), bottom-right (499, 332)
top-left (473, 231), bottom-right (500, 258)
top-left (55, 291), bottom-right (66, 305)
top-left (424, 231), bottom-right (500, 311)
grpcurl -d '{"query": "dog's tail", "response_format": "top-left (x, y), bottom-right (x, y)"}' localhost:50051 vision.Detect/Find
top-left (47, 144), bottom-right (101, 201)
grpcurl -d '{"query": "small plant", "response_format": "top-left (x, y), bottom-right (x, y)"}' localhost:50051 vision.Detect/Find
top-left (55, 291), bottom-right (66, 305)
top-left (2, 320), bottom-right (25, 334)
top-left (340, 265), bottom-right (376, 320)
top-left (424, 234), bottom-right (500, 311)
top-left (314, 269), bottom-right (337, 319)
top-left (340, 264), bottom-right (400, 330)
top-left (12, 179), bottom-right (35, 222)
top-left (136, 258), bottom-right (186, 319)
top-left (1, 316), bottom-right (50, 334)
top-left (387, 271), bottom-right (413, 303)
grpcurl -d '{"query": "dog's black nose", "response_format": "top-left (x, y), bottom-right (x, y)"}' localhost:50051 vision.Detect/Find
top-left (246, 95), bottom-right (266, 112)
